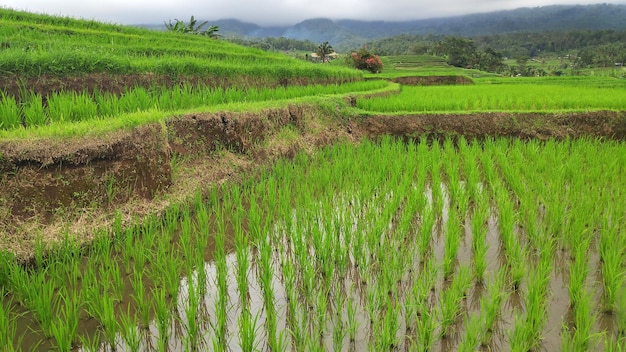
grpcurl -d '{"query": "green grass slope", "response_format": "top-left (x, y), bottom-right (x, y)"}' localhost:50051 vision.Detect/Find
top-left (0, 8), bottom-right (361, 82)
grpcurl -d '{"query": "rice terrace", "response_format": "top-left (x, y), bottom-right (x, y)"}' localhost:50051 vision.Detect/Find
top-left (1, 7), bottom-right (626, 352)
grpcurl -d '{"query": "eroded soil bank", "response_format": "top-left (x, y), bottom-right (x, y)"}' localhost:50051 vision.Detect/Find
top-left (0, 107), bottom-right (625, 259)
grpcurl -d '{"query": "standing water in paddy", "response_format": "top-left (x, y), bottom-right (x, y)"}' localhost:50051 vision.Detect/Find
top-left (1, 136), bottom-right (625, 351)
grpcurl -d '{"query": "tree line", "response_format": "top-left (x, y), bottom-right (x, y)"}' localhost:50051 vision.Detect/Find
top-left (362, 30), bottom-right (626, 70)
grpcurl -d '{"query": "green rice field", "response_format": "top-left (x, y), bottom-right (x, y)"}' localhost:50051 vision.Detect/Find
top-left (357, 81), bottom-right (626, 113)
top-left (1, 7), bottom-right (626, 352)
top-left (1, 136), bottom-right (624, 351)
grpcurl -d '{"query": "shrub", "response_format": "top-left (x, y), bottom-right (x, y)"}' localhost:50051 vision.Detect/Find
top-left (348, 48), bottom-right (383, 73)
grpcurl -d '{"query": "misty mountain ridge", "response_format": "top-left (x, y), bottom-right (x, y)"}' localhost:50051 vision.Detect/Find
top-left (139, 4), bottom-right (626, 51)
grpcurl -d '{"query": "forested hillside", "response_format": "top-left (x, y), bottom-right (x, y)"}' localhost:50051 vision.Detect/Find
top-left (198, 4), bottom-right (626, 51)
top-left (362, 30), bottom-right (626, 68)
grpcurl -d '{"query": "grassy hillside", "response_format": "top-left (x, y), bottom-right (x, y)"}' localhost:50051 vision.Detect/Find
top-left (0, 8), bottom-right (370, 135)
top-left (0, 8), bottom-right (361, 85)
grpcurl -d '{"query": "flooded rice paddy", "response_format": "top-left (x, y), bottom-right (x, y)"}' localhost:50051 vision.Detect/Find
top-left (1, 136), bottom-right (625, 351)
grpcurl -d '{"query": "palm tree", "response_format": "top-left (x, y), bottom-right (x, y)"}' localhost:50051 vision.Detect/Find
top-left (316, 41), bottom-right (334, 63)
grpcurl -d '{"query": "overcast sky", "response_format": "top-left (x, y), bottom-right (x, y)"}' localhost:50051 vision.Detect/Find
top-left (2, 0), bottom-right (625, 26)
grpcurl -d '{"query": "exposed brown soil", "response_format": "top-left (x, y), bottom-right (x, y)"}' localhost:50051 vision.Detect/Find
top-left (353, 110), bottom-right (626, 141)
top-left (0, 99), bottom-right (625, 260)
top-left (0, 103), bottom-right (347, 260)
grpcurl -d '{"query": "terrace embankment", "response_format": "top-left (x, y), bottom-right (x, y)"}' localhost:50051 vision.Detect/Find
top-left (1, 106), bottom-right (625, 259)
top-left (0, 73), bottom-right (353, 101)
top-left (391, 75), bottom-right (474, 85)
top-left (356, 110), bottom-right (626, 141)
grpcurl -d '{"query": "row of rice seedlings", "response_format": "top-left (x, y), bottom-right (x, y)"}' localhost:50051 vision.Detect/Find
top-left (438, 265), bottom-right (474, 339)
top-left (509, 240), bottom-right (554, 351)
top-left (458, 268), bottom-right (509, 351)
top-left (443, 205), bottom-right (463, 280)
top-left (470, 190), bottom-right (490, 283)
top-left (407, 255), bottom-right (439, 351)
top-left (599, 213), bottom-right (626, 313)
top-left (1, 80), bottom-right (387, 130)
top-left (211, 190), bottom-right (230, 350)
top-left (480, 147), bottom-right (525, 290)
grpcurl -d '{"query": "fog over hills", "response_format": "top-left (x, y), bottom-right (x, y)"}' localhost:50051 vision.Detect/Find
top-left (137, 4), bottom-right (626, 50)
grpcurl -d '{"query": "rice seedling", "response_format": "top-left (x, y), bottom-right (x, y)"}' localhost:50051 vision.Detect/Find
top-left (568, 235), bottom-right (590, 311)
top-left (616, 286), bottom-right (626, 340)
top-left (153, 286), bottom-right (172, 351)
top-left (470, 194), bottom-right (489, 283)
top-left (179, 274), bottom-right (201, 352)
top-left (598, 214), bottom-right (626, 312)
top-left (129, 271), bottom-right (152, 330)
top-left (439, 265), bottom-right (473, 338)
top-left (85, 289), bottom-right (119, 350)
top-left (50, 288), bottom-right (80, 351)
top-left (443, 206), bottom-right (462, 280)
top-left (494, 187), bottom-right (526, 289)
top-left (414, 301), bottom-right (438, 352)
top-left (238, 307), bottom-right (261, 351)
top-left (256, 235), bottom-right (279, 350)
top-left (78, 333), bottom-right (103, 352)
top-left (20, 268), bottom-right (57, 338)
top-left (480, 269), bottom-right (509, 345)
top-left (604, 336), bottom-right (626, 352)
top-left (372, 296), bottom-right (400, 350)
top-left (119, 304), bottom-right (142, 352)
top-left (458, 311), bottom-right (482, 352)
top-left (315, 286), bottom-right (331, 341)
top-left (509, 252), bottom-right (552, 352)
top-left (418, 206), bottom-right (435, 260)
top-left (212, 210), bottom-right (230, 350)
top-left (562, 285), bottom-right (603, 351)
top-left (332, 281), bottom-right (347, 351)
top-left (0, 292), bottom-right (23, 352)
top-left (346, 289), bottom-right (358, 344)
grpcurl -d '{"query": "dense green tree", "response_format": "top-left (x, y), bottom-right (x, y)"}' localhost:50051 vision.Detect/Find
top-left (477, 47), bottom-right (506, 72)
top-left (434, 37), bottom-right (478, 68)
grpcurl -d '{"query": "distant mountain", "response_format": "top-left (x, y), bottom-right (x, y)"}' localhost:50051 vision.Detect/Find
top-left (140, 4), bottom-right (626, 51)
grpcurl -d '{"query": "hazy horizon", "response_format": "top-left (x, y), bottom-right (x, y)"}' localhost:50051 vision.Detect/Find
top-left (2, 1), bottom-right (626, 26)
